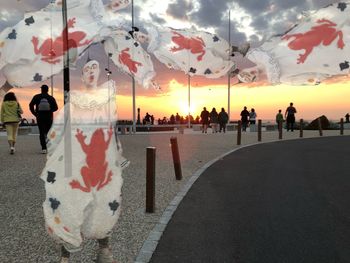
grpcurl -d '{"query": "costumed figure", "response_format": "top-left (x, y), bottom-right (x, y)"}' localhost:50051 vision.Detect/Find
top-left (41, 59), bottom-right (128, 263)
top-left (129, 25), bottom-right (249, 78)
top-left (103, 29), bottom-right (159, 89)
top-left (237, 1), bottom-right (350, 85)
top-left (0, 0), bottom-right (131, 97)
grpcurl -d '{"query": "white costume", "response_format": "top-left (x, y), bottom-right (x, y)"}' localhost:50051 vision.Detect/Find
top-left (0, 0), bottom-right (127, 89)
top-left (103, 30), bottom-right (158, 89)
top-left (239, 2), bottom-right (350, 85)
top-left (142, 26), bottom-right (235, 78)
top-left (41, 61), bottom-right (126, 250)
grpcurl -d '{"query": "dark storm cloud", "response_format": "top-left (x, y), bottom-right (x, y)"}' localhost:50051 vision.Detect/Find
top-left (149, 13), bottom-right (167, 25)
top-left (166, 0), bottom-right (194, 20)
top-left (190, 0), bottom-right (228, 28)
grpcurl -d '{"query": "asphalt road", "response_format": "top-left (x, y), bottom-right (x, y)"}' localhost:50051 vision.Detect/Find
top-left (150, 136), bottom-right (350, 263)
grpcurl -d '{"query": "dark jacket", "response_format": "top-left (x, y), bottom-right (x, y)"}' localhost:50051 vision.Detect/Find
top-left (218, 111), bottom-right (229, 123)
top-left (29, 93), bottom-right (58, 119)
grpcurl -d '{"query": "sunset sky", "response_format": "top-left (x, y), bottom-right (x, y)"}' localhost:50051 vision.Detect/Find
top-left (1, 0), bottom-right (349, 122)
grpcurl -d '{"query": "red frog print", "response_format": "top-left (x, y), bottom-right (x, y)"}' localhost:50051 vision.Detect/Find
top-left (170, 31), bottom-right (206, 61)
top-left (282, 19), bottom-right (345, 64)
top-left (118, 48), bottom-right (142, 74)
top-left (32, 18), bottom-right (93, 64)
top-left (70, 127), bottom-right (113, 193)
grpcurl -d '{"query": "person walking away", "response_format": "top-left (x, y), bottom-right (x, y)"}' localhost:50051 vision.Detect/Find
top-left (240, 106), bottom-right (250, 131)
top-left (200, 107), bottom-right (210, 133)
top-left (29, 84), bottom-right (58, 153)
top-left (276, 109), bottom-right (284, 129)
top-left (249, 108), bottom-right (257, 131)
top-left (0, 92), bottom-right (23, 154)
top-left (218, 107), bottom-right (229, 133)
top-left (285, 102), bottom-right (297, 131)
top-left (209, 107), bottom-right (219, 133)
top-left (249, 108), bottom-right (257, 125)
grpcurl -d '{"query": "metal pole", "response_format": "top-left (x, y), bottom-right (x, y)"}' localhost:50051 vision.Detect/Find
top-left (131, 0), bottom-right (136, 133)
top-left (227, 10), bottom-right (231, 121)
top-left (188, 74), bottom-right (191, 129)
top-left (146, 147), bottom-right (156, 213)
top-left (62, 0), bottom-right (72, 178)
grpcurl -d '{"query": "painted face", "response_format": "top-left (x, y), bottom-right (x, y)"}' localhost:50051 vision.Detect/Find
top-left (110, 0), bottom-right (130, 12)
top-left (134, 32), bottom-right (149, 44)
top-left (82, 60), bottom-right (100, 88)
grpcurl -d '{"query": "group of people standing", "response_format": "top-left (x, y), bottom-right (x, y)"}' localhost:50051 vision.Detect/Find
top-left (240, 107), bottom-right (257, 131)
top-left (276, 103), bottom-right (297, 132)
top-left (200, 107), bottom-right (229, 133)
top-left (0, 85), bottom-right (57, 154)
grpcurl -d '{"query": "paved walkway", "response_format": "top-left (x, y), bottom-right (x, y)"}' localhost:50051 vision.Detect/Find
top-left (150, 136), bottom-right (350, 263)
top-left (1, 131), bottom-right (349, 262)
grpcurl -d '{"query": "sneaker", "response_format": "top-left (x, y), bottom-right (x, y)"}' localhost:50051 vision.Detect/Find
top-left (96, 248), bottom-right (117, 263)
top-left (60, 257), bottom-right (69, 263)
top-left (41, 149), bottom-right (47, 154)
top-left (10, 147), bottom-right (15, 154)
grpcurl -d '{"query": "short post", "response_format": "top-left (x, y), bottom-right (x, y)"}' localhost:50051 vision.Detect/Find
top-left (299, 119), bottom-right (303, 138)
top-left (278, 121), bottom-right (282, 140)
top-left (340, 118), bottom-right (344, 135)
top-left (258, 119), bottom-right (262, 142)
top-left (146, 147), bottom-right (156, 213)
top-left (318, 118), bottom-right (323, 136)
top-left (237, 121), bottom-right (242, 145)
top-left (170, 137), bottom-right (182, 180)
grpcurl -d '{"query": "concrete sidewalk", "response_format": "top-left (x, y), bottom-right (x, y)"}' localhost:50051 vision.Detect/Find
top-left (0, 129), bottom-right (349, 262)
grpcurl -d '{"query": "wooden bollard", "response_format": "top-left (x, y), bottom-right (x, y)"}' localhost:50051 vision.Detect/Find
top-left (318, 118), bottom-right (323, 136)
top-left (146, 147), bottom-right (156, 213)
top-left (278, 121), bottom-right (283, 140)
top-left (340, 118), bottom-right (344, 135)
top-left (170, 137), bottom-right (182, 180)
top-left (237, 121), bottom-right (242, 145)
top-left (258, 120), bottom-right (262, 142)
top-left (299, 119), bottom-right (303, 138)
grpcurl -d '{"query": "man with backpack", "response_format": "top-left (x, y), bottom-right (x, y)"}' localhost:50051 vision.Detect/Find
top-left (29, 84), bottom-right (58, 153)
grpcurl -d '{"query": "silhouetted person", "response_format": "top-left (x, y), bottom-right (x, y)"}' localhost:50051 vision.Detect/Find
top-left (170, 114), bottom-right (175, 124)
top-left (249, 108), bottom-right (257, 125)
top-left (144, 112), bottom-right (151, 124)
top-left (195, 115), bottom-right (200, 124)
top-left (345, 113), bottom-right (350, 123)
top-left (29, 84), bottom-right (58, 153)
top-left (175, 112), bottom-right (181, 124)
top-left (285, 102), bottom-right (297, 131)
top-left (209, 107), bottom-right (219, 133)
top-left (218, 107), bottom-right (229, 133)
top-left (240, 106), bottom-right (250, 131)
top-left (276, 109), bottom-right (284, 128)
top-left (200, 107), bottom-right (210, 133)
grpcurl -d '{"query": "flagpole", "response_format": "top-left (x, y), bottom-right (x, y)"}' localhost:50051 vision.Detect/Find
top-left (62, 0), bottom-right (72, 178)
top-left (227, 10), bottom-right (231, 121)
top-left (131, 0), bottom-right (136, 133)
top-left (188, 75), bottom-right (191, 129)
